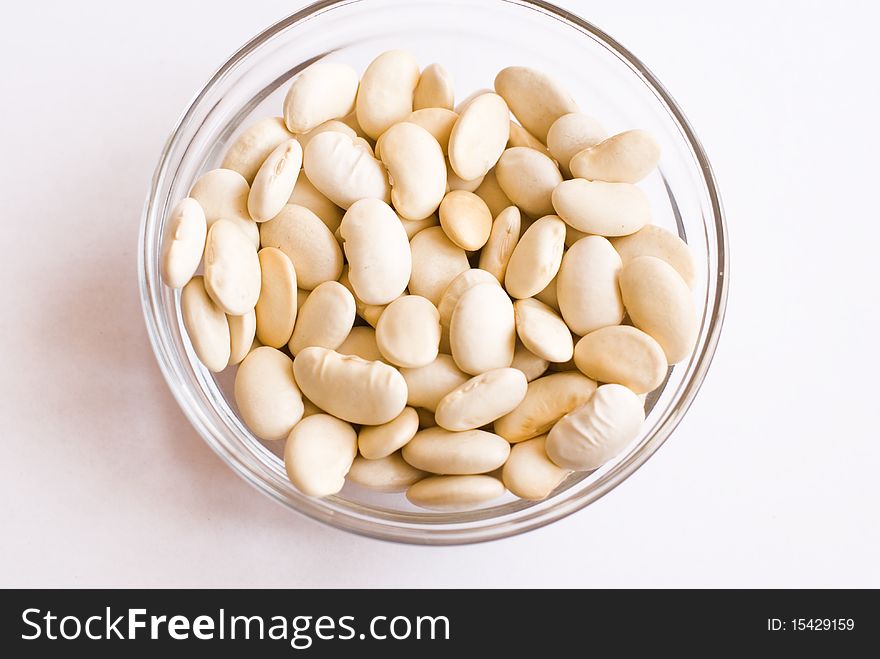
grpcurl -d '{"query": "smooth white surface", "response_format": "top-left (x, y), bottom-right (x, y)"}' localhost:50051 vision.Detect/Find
top-left (1, 0), bottom-right (878, 587)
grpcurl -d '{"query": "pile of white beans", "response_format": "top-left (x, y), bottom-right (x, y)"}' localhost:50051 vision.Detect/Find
top-left (160, 50), bottom-right (698, 511)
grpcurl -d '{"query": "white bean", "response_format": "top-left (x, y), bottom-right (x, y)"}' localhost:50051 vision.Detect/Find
top-left (287, 173), bottom-right (344, 234)
top-left (574, 325), bottom-right (667, 394)
top-left (478, 206), bottom-right (521, 282)
top-left (552, 178), bottom-right (650, 236)
top-left (502, 435), bottom-right (569, 500)
top-left (435, 368), bottom-right (527, 431)
top-left (404, 108), bottom-right (457, 153)
top-left (569, 129), bottom-right (661, 183)
top-left (450, 282), bottom-right (516, 375)
top-left (227, 309), bottom-right (256, 366)
top-left (445, 160), bottom-right (485, 192)
top-left (303, 131), bottom-right (390, 209)
top-left (473, 168), bottom-right (513, 218)
top-left (221, 117), bottom-right (294, 183)
top-left (513, 298), bottom-right (573, 363)
top-left (402, 427), bottom-right (511, 474)
top-left (610, 224), bottom-right (696, 289)
top-left (295, 119), bottom-right (357, 152)
top-left (507, 121), bottom-right (551, 157)
top-left (437, 268), bottom-right (498, 351)
top-left (356, 50), bottom-right (420, 139)
top-left (283, 61), bottom-right (359, 133)
top-left (448, 93), bottom-right (510, 181)
top-left (358, 407), bottom-right (420, 459)
top-left (438, 190), bottom-right (493, 250)
top-left (376, 295), bottom-right (441, 368)
top-left (160, 197), bottom-right (206, 288)
top-left (494, 371), bottom-right (597, 442)
top-left (495, 147), bottom-right (562, 218)
top-left (408, 226), bottom-right (470, 306)
top-left (400, 213), bottom-right (440, 240)
top-left (494, 66), bottom-right (578, 142)
top-left (189, 168), bottom-right (259, 247)
top-left (557, 235), bottom-right (624, 335)
top-left (247, 139), bottom-right (302, 223)
top-left (340, 198), bottom-right (412, 305)
top-left (510, 341), bottom-right (549, 382)
top-left (413, 63), bottom-right (454, 110)
top-left (337, 265), bottom-right (388, 327)
top-left (181, 276), bottom-right (230, 372)
top-left (336, 326), bottom-right (384, 363)
top-left (259, 204), bottom-right (343, 290)
top-left (379, 122), bottom-right (446, 220)
top-left (284, 414), bottom-right (357, 497)
top-left (546, 113), bottom-right (606, 177)
top-left (293, 347), bottom-right (407, 425)
top-left (347, 452), bottom-right (426, 492)
top-left (234, 346), bottom-right (304, 440)
top-left (288, 281), bottom-right (355, 355)
top-left (546, 384), bottom-right (644, 471)
top-left (619, 256), bottom-right (697, 363)
top-left (203, 219), bottom-right (261, 316)
top-left (504, 215), bottom-right (566, 299)
top-left (406, 475), bottom-right (505, 510)
top-left (255, 247), bottom-right (297, 348)
top-left (400, 354), bottom-right (470, 412)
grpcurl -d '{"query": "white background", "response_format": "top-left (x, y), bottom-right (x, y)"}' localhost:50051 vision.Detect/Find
top-left (1, 0), bottom-right (878, 587)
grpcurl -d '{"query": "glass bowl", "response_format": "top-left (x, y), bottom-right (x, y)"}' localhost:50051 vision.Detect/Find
top-left (139, 0), bottom-right (728, 545)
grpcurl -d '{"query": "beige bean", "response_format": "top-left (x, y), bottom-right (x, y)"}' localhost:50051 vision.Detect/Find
top-left (445, 160), bottom-right (485, 193)
top-left (448, 93), bottom-right (510, 181)
top-left (203, 219), bottom-right (261, 316)
top-left (347, 452), bottom-right (427, 492)
top-left (285, 414), bottom-right (357, 497)
top-left (413, 63), bottom-right (454, 110)
top-left (376, 295), bottom-right (441, 368)
top-left (402, 427), bottom-right (510, 475)
top-left (454, 88), bottom-right (493, 114)
top-left (435, 368), bottom-right (528, 431)
top-left (406, 475), bottom-right (505, 510)
top-left (438, 190), bottom-right (493, 250)
top-left (400, 213), bottom-right (439, 240)
top-left (255, 247), bottom-right (297, 348)
top-left (358, 407), bottom-right (420, 459)
top-left (303, 131), bottom-right (390, 209)
top-left (570, 129), bottom-right (661, 183)
top-left (247, 139), bottom-right (302, 222)
top-left (288, 281), bottom-right (355, 355)
top-left (514, 298), bottom-right (573, 363)
top-left (507, 121), bottom-right (551, 156)
top-left (227, 309), bottom-right (256, 365)
top-left (494, 66), bottom-right (578, 142)
top-left (296, 288), bottom-right (310, 311)
top-left (221, 117), bottom-right (295, 183)
top-left (564, 224), bottom-right (589, 248)
top-left (557, 235), bottom-right (624, 335)
top-left (160, 197), bottom-right (206, 288)
top-left (400, 354), bottom-right (470, 412)
top-left (181, 276), bottom-right (230, 372)
top-left (337, 326), bottom-right (384, 362)
top-left (379, 122), bottom-right (446, 220)
top-left (293, 347), bottom-right (407, 425)
top-left (504, 215), bottom-right (566, 299)
top-left (408, 226), bottom-right (470, 306)
top-left (552, 179), bottom-right (650, 236)
top-left (574, 325), bottom-right (667, 394)
top-left (496, 147), bottom-right (562, 218)
top-left (478, 206), bottom-right (521, 282)
top-left (619, 256), bottom-right (697, 363)
top-left (288, 173), bottom-right (344, 234)
top-left (494, 371), bottom-right (597, 442)
top-left (534, 275), bottom-right (559, 311)
top-left (340, 198), bottom-right (412, 305)
top-left (611, 224), bottom-right (696, 289)
top-left (473, 168), bottom-right (513, 218)
top-left (450, 282), bottom-right (515, 375)
top-left (546, 113), bottom-right (607, 177)
top-left (404, 108), bottom-right (457, 153)
top-left (510, 341), bottom-right (549, 382)
top-left (189, 168), bottom-right (259, 247)
top-left (337, 265), bottom-right (387, 327)
top-left (546, 384), bottom-right (644, 471)
top-left (260, 204), bottom-right (343, 290)
top-left (295, 119), bottom-right (357, 151)
top-left (415, 407), bottom-right (437, 429)
top-left (339, 110), bottom-right (370, 140)
top-left (234, 346), bottom-right (304, 441)
top-left (283, 61), bottom-right (359, 133)
top-left (502, 435), bottom-right (569, 500)
top-left (301, 397), bottom-right (323, 417)
top-left (437, 269), bottom-right (498, 346)
top-left (356, 50), bottom-right (420, 139)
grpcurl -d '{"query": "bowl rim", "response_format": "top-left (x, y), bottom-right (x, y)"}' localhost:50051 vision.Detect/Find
top-left (139, 0), bottom-right (729, 545)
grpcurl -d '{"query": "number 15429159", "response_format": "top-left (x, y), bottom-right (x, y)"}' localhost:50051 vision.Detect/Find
top-left (767, 618), bottom-right (855, 631)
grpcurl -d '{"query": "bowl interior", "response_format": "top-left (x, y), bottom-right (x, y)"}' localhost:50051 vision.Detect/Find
top-left (140, 0), bottom-right (726, 544)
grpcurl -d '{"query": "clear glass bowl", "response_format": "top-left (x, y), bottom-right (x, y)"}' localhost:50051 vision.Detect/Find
top-left (139, 0), bottom-right (728, 545)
